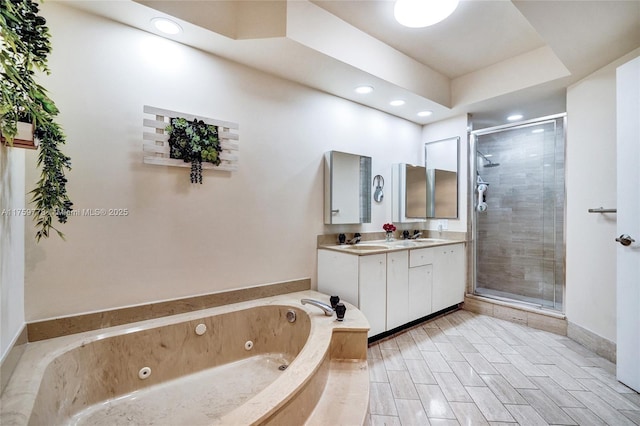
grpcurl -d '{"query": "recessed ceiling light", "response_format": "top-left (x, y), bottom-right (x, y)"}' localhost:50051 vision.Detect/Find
top-left (390, 100), bottom-right (405, 106)
top-left (152, 18), bottom-right (182, 35)
top-left (355, 85), bottom-right (374, 94)
top-left (394, 0), bottom-right (459, 28)
top-left (417, 110), bottom-right (433, 117)
top-left (507, 114), bottom-right (523, 121)
top-left (531, 128), bottom-right (544, 133)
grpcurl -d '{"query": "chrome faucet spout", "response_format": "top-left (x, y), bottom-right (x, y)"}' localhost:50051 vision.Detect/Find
top-left (346, 232), bottom-right (361, 245)
top-left (301, 299), bottom-right (334, 316)
top-left (409, 232), bottom-right (423, 239)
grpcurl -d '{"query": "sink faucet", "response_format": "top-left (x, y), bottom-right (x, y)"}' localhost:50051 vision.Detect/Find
top-left (301, 299), bottom-right (334, 316)
top-left (409, 231), bottom-right (422, 239)
top-left (347, 232), bottom-right (361, 245)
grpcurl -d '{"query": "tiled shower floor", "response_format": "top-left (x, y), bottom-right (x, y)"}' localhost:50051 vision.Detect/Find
top-left (368, 310), bottom-right (640, 426)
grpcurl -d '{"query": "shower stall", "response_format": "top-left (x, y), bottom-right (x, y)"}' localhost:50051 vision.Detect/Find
top-left (470, 114), bottom-right (566, 311)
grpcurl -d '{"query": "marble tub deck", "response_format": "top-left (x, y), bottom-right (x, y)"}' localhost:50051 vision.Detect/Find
top-left (0, 290), bottom-right (370, 425)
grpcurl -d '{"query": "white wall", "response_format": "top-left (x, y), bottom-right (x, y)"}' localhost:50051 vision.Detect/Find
top-left (422, 114), bottom-right (470, 233)
top-left (565, 49), bottom-right (640, 343)
top-left (23, 3), bottom-right (423, 321)
top-left (0, 147), bottom-right (26, 362)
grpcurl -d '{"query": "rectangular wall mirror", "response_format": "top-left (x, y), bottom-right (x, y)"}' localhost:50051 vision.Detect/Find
top-left (406, 165), bottom-right (427, 218)
top-left (425, 136), bottom-right (459, 219)
top-left (324, 151), bottom-right (372, 224)
top-left (391, 163), bottom-right (427, 223)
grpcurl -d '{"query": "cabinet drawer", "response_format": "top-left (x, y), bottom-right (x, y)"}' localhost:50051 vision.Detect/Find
top-left (410, 247), bottom-right (436, 267)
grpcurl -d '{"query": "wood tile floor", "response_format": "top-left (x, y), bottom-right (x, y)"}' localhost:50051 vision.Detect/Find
top-left (367, 309), bottom-right (640, 426)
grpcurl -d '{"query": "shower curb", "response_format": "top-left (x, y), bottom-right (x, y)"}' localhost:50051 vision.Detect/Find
top-left (463, 294), bottom-right (567, 335)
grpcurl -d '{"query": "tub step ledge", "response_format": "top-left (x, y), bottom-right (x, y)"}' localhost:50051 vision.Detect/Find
top-left (305, 359), bottom-right (369, 426)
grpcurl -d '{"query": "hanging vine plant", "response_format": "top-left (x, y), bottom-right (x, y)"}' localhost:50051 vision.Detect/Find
top-left (1, 0), bottom-right (73, 241)
top-left (166, 117), bottom-right (221, 184)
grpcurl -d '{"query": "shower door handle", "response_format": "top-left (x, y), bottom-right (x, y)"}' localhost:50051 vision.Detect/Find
top-left (616, 234), bottom-right (635, 246)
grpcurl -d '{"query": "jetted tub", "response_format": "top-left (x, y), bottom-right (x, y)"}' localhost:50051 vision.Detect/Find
top-left (0, 290), bottom-right (370, 425)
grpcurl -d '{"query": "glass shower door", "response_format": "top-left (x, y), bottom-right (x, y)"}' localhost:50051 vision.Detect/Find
top-left (472, 116), bottom-right (565, 311)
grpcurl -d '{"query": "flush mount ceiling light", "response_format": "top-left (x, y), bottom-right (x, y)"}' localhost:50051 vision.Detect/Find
top-left (390, 100), bottom-right (405, 106)
top-left (417, 110), bottom-right (433, 117)
top-left (507, 114), bottom-right (523, 121)
top-left (394, 0), bottom-right (459, 28)
top-left (355, 85), bottom-right (374, 94)
top-left (152, 17), bottom-right (182, 35)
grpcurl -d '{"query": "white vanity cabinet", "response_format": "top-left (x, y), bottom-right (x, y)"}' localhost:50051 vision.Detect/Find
top-left (358, 254), bottom-right (387, 336)
top-left (317, 250), bottom-right (387, 336)
top-left (432, 243), bottom-right (466, 313)
top-left (318, 242), bottom-right (466, 338)
top-left (408, 247), bottom-right (436, 319)
top-left (386, 250), bottom-right (410, 330)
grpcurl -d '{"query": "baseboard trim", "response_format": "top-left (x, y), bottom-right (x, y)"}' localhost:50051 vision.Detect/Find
top-left (27, 278), bottom-right (311, 342)
top-left (567, 321), bottom-right (616, 363)
top-left (367, 305), bottom-right (460, 344)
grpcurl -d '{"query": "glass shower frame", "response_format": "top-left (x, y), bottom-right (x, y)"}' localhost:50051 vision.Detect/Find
top-left (469, 113), bottom-right (567, 312)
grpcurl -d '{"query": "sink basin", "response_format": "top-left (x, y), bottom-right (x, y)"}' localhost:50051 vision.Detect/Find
top-left (414, 238), bottom-right (449, 244)
top-left (342, 244), bottom-right (389, 251)
top-left (387, 241), bottom-right (419, 248)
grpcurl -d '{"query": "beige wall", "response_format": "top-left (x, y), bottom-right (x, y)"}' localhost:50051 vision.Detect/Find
top-left (23, 3), bottom-right (423, 321)
top-left (565, 49), bottom-right (640, 343)
top-left (0, 147), bottom-right (25, 361)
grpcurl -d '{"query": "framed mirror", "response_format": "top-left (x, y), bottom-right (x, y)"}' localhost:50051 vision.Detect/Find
top-left (324, 151), bottom-right (372, 224)
top-left (425, 136), bottom-right (459, 218)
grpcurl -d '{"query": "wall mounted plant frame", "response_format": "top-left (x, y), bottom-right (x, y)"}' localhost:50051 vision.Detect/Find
top-left (0, 122), bottom-right (36, 149)
top-left (142, 105), bottom-right (239, 182)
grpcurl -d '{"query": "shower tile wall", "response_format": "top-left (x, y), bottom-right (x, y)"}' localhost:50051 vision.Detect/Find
top-left (476, 119), bottom-right (565, 309)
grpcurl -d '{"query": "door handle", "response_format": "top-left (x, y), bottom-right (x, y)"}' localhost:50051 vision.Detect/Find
top-left (616, 234), bottom-right (636, 246)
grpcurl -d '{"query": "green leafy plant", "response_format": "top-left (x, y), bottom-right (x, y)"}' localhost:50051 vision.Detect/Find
top-left (1, 0), bottom-right (73, 241)
top-left (166, 117), bottom-right (221, 184)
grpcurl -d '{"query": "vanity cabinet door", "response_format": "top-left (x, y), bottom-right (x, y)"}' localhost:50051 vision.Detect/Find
top-left (359, 254), bottom-right (387, 337)
top-left (408, 264), bottom-right (433, 319)
top-left (317, 250), bottom-right (359, 307)
top-left (432, 243), bottom-right (466, 312)
top-left (386, 250), bottom-right (409, 330)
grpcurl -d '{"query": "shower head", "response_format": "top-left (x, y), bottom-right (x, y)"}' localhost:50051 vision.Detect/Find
top-left (477, 151), bottom-right (500, 168)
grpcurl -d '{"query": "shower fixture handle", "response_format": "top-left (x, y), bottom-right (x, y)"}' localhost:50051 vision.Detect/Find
top-left (616, 234), bottom-right (636, 247)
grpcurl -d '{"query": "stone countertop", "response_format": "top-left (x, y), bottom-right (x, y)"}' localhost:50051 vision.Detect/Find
top-left (319, 238), bottom-right (466, 256)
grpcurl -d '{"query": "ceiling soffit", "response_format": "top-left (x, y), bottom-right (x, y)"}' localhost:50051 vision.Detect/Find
top-left (79, 0), bottom-right (639, 124)
top-left (136, 1), bottom-right (288, 40)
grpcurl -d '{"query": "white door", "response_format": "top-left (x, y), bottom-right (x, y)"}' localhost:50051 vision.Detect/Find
top-left (616, 56), bottom-right (640, 392)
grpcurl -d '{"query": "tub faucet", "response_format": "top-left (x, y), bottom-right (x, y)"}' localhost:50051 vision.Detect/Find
top-left (409, 231), bottom-right (422, 239)
top-left (301, 299), bottom-right (334, 316)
